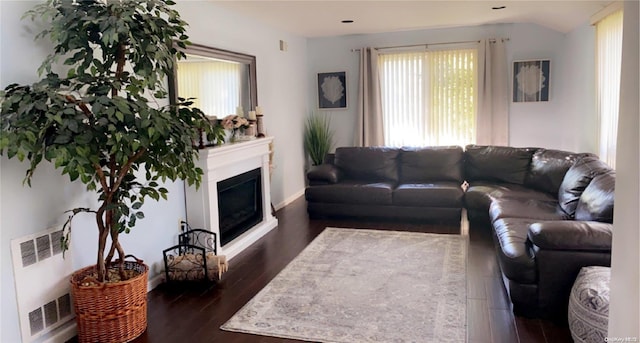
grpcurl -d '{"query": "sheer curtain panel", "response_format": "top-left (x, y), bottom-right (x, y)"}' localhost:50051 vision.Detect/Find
top-left (356, 47), bottom-right (385, 146)
top-left (476, 39), bottom-right (509, 146)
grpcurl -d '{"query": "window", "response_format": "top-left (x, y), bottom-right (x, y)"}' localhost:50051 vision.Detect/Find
top-left (594, 8), bottom-right (624, 168)
top-left (378, 48), bottom-right (477, 147)
top-left (176, 55), bottom-right (246, 117)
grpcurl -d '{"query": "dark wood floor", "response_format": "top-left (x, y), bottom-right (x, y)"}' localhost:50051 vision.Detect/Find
top-left (127, 196), bottom-right (571, 343)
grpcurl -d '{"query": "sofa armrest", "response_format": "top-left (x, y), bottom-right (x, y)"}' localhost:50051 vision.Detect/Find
top-left (307, 164), bottom-right (342, 185)
top-left (528, 221), bottom-right (612, 251)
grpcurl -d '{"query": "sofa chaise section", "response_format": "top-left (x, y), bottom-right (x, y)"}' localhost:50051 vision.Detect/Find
top-left (464, 146), bottom-right (614, 321)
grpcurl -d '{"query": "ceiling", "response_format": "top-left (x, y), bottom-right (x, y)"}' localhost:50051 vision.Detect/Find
top-left (212, 1), bottom-right (611, 38)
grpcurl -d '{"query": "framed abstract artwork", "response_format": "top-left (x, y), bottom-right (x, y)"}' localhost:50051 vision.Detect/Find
top-left (317, 71), bottom-right (347, 109)
top-left (513, 60), bottom-right (550, 102)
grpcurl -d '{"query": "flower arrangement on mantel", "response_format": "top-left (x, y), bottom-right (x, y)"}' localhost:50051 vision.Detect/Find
top-left (221, 114), bottom-right (250, 141)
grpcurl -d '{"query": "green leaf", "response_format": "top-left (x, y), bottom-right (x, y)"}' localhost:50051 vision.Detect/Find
top-left (68, 170), bottom-right (79, 182)
top-left (24, 131), bottom-right (37, 143)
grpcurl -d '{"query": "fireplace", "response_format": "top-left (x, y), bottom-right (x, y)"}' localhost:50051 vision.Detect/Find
top-left (217, 168), bottom-right (263, 246)
top-left (185, 138), bottom-right (278, 260)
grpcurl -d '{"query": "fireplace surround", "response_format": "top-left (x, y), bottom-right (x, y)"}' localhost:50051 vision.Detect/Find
top-left (185, 138), bottom-right (277, 260)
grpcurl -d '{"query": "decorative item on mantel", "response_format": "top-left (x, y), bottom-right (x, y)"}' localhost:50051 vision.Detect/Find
top-left (246, 110), bottom-right (257, 137)
top-left (221, 114), bottom-right (251, 142)
top-left (197, 115), bottom-right (225, 148)
top-left (256, 106), bottom-right (266, 137)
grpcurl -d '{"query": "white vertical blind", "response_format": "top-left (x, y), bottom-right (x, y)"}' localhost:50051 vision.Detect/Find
top-left (428, 49), bottom-right (476, 145)
top-left (176, 59), bottom-right (242, 117)
top-left (595, 9), bottom-right (624, 168)
top-left (379, 52), bottom-right (425, 147)
top-left (379, 48), bottom-right (476, 147)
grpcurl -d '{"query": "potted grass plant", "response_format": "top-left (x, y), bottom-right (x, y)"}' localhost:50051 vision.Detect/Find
top-left (0, 0), bottom-right (222, 341)
top-left (303, 112), bottom-right (334, 166)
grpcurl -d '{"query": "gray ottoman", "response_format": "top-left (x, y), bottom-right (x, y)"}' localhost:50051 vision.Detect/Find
top-left (568, 266), bottom-right (611, 343)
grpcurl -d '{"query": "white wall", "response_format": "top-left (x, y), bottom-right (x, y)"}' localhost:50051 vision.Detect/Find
top-left (175, 2), bottom-right (309, 207)
top-left (608, 0), bottom-right (639, 337)
top-left (307, 22), bottom-right (597, 152)
top-left (0, 1), bottom-right (308, 342)
top-left (562, 22), bottom-right (598, 153)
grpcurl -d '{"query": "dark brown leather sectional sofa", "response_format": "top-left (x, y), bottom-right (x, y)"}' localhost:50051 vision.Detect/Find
top-left (305, 145), bottom-right (615, 322)
top-left (306, 145), bottom-right (465, 222)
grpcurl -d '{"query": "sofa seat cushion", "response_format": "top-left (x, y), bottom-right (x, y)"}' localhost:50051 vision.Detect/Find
top-left (465, 181), bottom-right (556, 211)
top-left (492, 218), bottom-right (538, 284)
top-left (304, 181), bottom-right (395, 205)
top-left (393, 182), bottom-right (464, 207)
top-left (490, 198), bottom-right (570, 222)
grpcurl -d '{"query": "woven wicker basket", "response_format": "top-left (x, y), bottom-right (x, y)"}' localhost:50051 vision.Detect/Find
top-left (70, 258), bottom-right (148, 343)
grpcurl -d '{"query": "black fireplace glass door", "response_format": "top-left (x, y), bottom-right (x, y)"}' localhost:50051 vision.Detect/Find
top-left (217, 168), bottom-right (263, 246)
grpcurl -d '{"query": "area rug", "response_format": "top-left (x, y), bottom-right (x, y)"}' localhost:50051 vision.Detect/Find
top-left (221, 227), bottom-right (467, 342)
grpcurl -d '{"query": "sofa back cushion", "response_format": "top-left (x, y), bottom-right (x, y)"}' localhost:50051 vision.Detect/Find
top-left (334, 147), bottom-right (400, 182)
top-left (575, 171), bottom-right (615, 223)
top-left (558, 156), bottom-right (611, 217)
top-left (399, 146), bottom-right (464, 183)
top-left (525, 149), bottom-right (594, 195)
top-left (464, 145), bottom-right (535, 185)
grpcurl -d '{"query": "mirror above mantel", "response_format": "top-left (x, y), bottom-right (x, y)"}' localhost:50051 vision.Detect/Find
top-left (168, 43), bottom-right (258, 119)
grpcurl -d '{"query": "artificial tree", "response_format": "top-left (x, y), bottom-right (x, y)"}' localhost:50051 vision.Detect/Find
top-left (0, 0), bottom-right (223, 282)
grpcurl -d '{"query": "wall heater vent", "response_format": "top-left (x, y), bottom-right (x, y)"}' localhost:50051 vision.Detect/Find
top-left (11, 227), bottom-right (76, 343)
top-left (27, 293), bottom-right (72, 337)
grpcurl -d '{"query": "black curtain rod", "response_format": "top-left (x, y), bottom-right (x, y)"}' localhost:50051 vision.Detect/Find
top-left (350, 38), bottom-right (509, 52)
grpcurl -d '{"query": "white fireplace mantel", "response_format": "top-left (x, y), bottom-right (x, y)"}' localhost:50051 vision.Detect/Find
top-left (184, 137), bottom-right (278, 260)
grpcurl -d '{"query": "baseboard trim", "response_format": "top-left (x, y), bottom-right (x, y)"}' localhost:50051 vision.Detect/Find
top-left (42, 320), bottom-right (76, 343)
top-left (275, 189), bottom-right (305, 210)
top-left (148, 273), bottom-right (164, 291)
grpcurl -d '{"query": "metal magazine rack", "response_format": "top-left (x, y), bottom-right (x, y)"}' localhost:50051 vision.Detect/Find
top-left (162, 222), bottom-right (227, 282)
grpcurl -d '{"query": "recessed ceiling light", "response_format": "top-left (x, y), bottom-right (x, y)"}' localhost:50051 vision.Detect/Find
top-left (341, 20), bottom-right (354, 23)
top-left (492, 6), bottom-right (506, 10)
